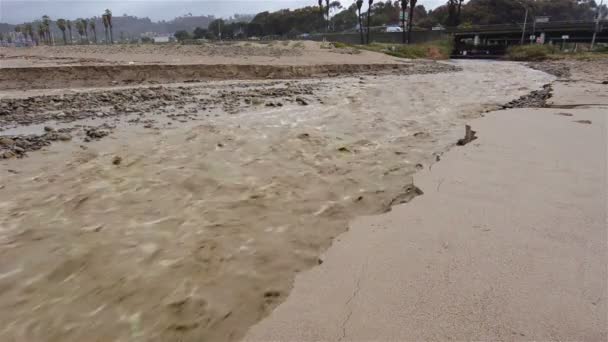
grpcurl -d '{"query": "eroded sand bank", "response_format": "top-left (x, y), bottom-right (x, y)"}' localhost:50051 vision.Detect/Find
top-left (0, 60), bottom-right (552, 341)
top-left (245, 73), bottom-right (607, 341)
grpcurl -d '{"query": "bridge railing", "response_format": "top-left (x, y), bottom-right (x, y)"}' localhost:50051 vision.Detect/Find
top-left (450, 19), bottom-right (607, 34)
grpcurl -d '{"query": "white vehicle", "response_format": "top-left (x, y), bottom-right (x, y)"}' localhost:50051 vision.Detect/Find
top-left (386, 26), bottom-right (403, 33)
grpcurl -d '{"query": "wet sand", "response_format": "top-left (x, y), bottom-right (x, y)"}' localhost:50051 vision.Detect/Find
top-left (245, 63), bottom-right (608, 341)
top-left (0, 60), bottom-right (553, 341)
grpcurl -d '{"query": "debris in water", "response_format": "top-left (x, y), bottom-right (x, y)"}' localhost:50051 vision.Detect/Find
top-left (457, 125), bottom-right (477, 146)
top-left (573, 120), bottom-right (592, 125)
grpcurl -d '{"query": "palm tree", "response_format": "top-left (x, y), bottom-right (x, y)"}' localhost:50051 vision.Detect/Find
top-left (356, 0), bottom-right (364, 44)
top-left (102, 14), bottom-right (109, 43)
top-left (457, 0), bottom-right (464, 25)
top-left (400, 0), bottom-right (408, 43)
top-left (367, 0), bottom-right (374, 44)
top-left (325, 0), bottom-right (330, 31)
top-left (89, 20), bottom-right (97, 43)
top-left (14, 25), bottom-right (21, 43)
top-left (67, 20), bottom-right (73, 44)
top-left (42, 15), bottom-right (52, 45)
top-left (104, 9), bottom-right (113, 44)
top-left (317, 0), bottom-right (324, 30)
top-left (75, 19), bottom-right (85, 43)
top-left (37, 23), bottom-right (46, 45)
top-left (81, 18), bottom-right (89, 43)
top-left (56, 19), bottom-right (67, 45)
top-left (407, 0), bottom-right (417, 44)
top-left (24, 23), bottom-right (34, 44)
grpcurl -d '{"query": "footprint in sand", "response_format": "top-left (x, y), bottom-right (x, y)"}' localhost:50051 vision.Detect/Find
top-left (573, 120), bottom-right (592, 125)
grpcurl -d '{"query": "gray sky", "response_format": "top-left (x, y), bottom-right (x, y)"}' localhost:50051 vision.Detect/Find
top-left (1, 0), bottom-right (446, 24)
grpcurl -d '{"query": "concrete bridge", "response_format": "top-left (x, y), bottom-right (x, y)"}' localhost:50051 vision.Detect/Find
top-left (452, 20), bottom-right (608, 58)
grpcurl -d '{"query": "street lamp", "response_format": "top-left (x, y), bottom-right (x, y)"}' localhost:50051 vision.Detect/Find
top-left (591, 0), bottom-right (605, 50)
top-left (517, 1), bottom-right (530, 45)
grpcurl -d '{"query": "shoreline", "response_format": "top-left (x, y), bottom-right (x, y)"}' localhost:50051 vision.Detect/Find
top-left (1, 58), bottom-right (593, 341)
top-left (244, 61), bottom-right (608, 341)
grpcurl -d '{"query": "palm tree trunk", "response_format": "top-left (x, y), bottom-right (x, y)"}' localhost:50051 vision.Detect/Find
top-left (93, 29), bottom-right (97, 44)
top-left (407, 6), bottom-right (414, 44)
top-left (366, 11), bottom-right (371, 44)
top-left (358, 10), bottom-right (364, 44)
top-left (402, 7), bottom-right (406, 43)
top-left (68, 29), bottom-right (73, 44)
top-left (62, 31), bottom-right (67, 45)
top-left (457, 0), bottom-right (463, 26)
top-left (109, 26), bottom-right (114, 44)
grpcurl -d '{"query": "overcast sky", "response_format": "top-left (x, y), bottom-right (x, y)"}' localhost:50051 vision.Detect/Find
top-left (1, 0), bottom-right (447, 24)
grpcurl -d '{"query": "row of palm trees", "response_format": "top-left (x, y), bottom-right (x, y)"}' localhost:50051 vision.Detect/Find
top-left (319, 0), bottom-right (419, 45)
top-left (12, 10), bottom-right (114, 46)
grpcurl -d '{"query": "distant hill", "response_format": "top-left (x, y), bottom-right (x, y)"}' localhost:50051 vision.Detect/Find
top-left (0, 23), bottom-right (16, 33)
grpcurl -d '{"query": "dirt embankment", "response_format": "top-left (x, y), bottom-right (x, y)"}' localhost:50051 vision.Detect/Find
top-left (0, 62), bottom-right (457, 90)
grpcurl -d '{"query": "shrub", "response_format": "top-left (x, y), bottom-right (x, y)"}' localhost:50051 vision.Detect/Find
top-left (354, 40), bottom-right (453, 60)
top-left (506, 45), bottom-right (556, 61)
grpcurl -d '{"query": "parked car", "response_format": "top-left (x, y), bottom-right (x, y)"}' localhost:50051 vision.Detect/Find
top-left (385, 26), bottom-right (403, 33)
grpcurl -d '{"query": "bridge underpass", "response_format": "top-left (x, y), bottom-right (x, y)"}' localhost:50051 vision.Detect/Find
top-left (451, 20), bottom-right (608, 58)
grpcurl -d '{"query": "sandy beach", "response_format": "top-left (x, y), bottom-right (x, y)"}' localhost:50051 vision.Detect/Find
top-left (1, 41), bottom-right (605, 341)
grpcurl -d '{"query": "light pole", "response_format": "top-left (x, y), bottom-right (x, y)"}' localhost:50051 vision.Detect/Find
top-left (520, 6), bottom-right (529, 45)
top-left (218, 20), bottom-right (222, 41)
top-left (591, 0), bottom-right (604, 50)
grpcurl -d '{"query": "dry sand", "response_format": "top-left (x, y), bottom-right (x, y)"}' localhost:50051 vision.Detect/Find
top-left (0, 42), bottom-right (448, 90)
top-left (245, 63), bottom-right (608, 341)
top-left (0, 41), bottom-right (398, 68)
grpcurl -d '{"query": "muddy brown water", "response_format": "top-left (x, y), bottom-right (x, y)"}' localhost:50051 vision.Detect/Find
top-left (0, 61), bottom-right (553, 341)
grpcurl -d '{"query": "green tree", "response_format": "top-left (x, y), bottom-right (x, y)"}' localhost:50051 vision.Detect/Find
top-left (75, 19), bottom-right (86, 43)
top-left (326, 1), bottom-right (343, 31)
top-left (56, 19), bottom-right (68, 45)
top-left (209, 19), bottom-right (227, 38)
top-left (193, 26), bottom-right (211, 39)
top-left (24, 23), bottom-right (34, 44)
top-left (37, 22), bottom-right (45, 45)
top-left (89, 20), bottom-right (97, 43)
top-left (331, 2), bottom-right (358, 32)
top-left (41, 15), bottom-right (51, 44)
top-left (174, 30), bottom-right (191, 42)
